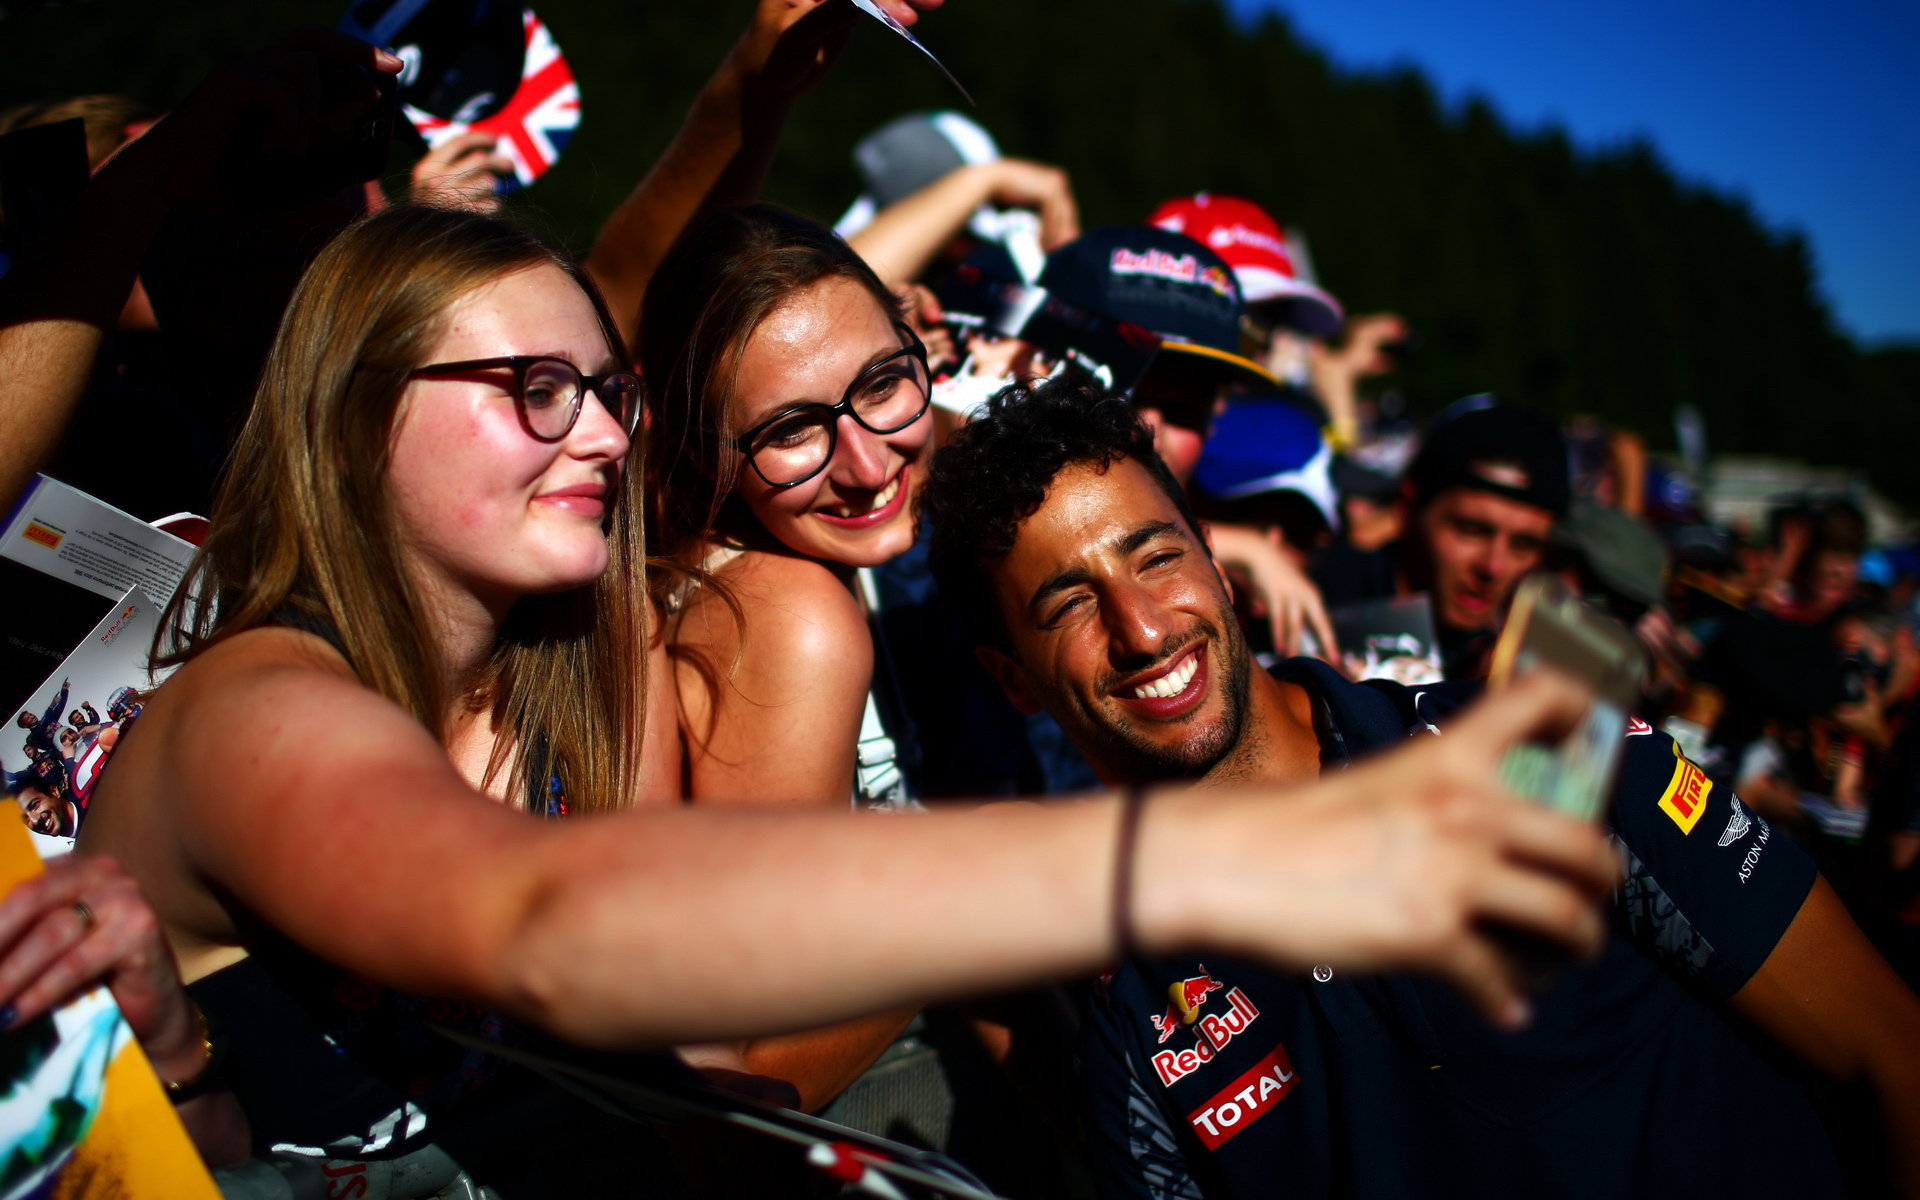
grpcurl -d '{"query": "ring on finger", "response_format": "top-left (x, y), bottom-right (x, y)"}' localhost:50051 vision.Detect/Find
top-left (71, 900), bottom-right (94, 933)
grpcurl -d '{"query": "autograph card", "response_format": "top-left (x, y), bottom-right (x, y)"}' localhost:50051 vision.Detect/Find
top-left (849, 0), bottom-right (974, 104)
top-left (1488, 575), bottom-right (1645, 821)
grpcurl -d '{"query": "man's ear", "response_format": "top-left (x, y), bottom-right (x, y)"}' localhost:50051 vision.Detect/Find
top-left (976, 645), bottom-right (1044, 716)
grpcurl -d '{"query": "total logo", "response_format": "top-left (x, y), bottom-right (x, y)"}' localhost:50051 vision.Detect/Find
top-left (1150, 972), bottom-right (1263, 1087)
top-left (1186, 1046), bottom-right (1298, 1150)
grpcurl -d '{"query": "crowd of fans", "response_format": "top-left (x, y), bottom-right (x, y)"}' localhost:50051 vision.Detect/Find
top-left (1, 2), bottom-right (1917, 1197)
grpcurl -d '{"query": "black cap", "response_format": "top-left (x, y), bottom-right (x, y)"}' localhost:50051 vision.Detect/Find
top-left (1406, 402), bottom-right (1570, 517)
top-left (1039, 225), bottom-right (1275, 386)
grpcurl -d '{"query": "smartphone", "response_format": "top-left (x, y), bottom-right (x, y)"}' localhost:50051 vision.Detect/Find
top-left (1488, 574), bottom-right (1645, 822)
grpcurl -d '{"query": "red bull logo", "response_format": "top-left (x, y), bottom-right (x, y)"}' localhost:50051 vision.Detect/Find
top-left (1150, 969), bottom-right (1225, 1043)
top-left (1151, 985), bottom-right (1261, 1085)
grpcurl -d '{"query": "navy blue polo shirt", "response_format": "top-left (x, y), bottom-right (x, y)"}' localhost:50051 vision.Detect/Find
top-left (1081, 658), bottom-right (1840, 1198)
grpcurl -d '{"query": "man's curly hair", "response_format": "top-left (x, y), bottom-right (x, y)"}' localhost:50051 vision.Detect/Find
top-left (923, 373), bottom-right (1205, 651)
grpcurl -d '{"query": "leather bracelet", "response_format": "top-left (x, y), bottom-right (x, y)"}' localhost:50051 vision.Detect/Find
top-left (1113, 786), bottom-right (1148, 958)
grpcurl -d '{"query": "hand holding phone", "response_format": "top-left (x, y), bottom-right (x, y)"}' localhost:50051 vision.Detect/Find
top-left (1489, 575), bottom-right (1647, 822)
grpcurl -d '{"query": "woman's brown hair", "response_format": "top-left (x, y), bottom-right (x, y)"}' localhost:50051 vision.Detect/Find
top-left (163, 204), bottom-right (645, 814)
top-left (637, 203), bottom-right (902, 591)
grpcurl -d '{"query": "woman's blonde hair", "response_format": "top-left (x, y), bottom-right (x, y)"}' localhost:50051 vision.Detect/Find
top-left (164, 204), bottom-right (644, 814)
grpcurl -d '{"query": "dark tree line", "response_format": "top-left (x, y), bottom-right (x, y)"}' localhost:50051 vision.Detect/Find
top-left (6, 0), bottom-right (1914, 503)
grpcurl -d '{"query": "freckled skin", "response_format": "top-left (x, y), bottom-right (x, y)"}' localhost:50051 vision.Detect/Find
top-left (385, 264), bottom-right (630, 613)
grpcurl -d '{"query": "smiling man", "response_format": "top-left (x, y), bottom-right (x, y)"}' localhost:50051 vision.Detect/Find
top-left (924, 377), bottom-right (1920, 1199)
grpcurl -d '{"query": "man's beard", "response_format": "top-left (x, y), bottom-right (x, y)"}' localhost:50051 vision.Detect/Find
top-left (1079, 615), bottom-right (1255, 785)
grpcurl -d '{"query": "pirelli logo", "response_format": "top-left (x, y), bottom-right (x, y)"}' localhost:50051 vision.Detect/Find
top-left (20, 522), bottom-right (62, 550)
top-left (1657, 741), bottom-right (1712, 835)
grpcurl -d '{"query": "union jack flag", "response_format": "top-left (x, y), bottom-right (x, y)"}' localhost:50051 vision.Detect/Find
top-left (404, 9), bottom-right (578, 191)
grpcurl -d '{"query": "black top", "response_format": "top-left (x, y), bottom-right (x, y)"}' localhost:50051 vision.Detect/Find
top-left (1081, 658), bottom-right (1838, 1199)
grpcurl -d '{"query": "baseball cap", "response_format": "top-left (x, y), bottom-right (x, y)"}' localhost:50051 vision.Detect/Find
top-left (1406, 401), bottom-right (1570, 517)
top-left (1192, 395), bottom-right (1339, 528)
top-left (1147, 193), bottom-right (1343, 338)
top-left (1038, 226), bottom-right (1276, 387)
top-left (834, 111), bottom-right (1000, 237)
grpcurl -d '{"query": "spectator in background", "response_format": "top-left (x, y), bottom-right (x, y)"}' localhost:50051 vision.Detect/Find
top-left (1314, 400), bottom-right (1570, 678)
top-left (1187, 396), bottom-right (1342, 660)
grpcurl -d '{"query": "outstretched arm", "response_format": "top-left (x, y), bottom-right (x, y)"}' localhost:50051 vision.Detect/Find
top-left (105, 633), bottom-right (1616, 1050)
top-left (584, 0), bottom-right (942, 346)
top-left (1731, 876), bottom-right (1920, 1197)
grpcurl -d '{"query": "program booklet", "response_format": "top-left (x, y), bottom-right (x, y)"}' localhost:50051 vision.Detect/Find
top-left (0, 590), bottom-right (213, 1197)
top-left (0, 476), bottom-right (196, 714)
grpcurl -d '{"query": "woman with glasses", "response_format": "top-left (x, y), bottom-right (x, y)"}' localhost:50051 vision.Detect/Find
top-left (636, 204), bottom-right (941, 1116)
top-left (642, 205), bottom-right (935, 820)
top-left (55, 203), bottom-right (1618, 1186)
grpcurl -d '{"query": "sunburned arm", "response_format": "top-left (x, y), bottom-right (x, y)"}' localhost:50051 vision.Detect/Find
top-left (1731, 875), bottom-right (1920, 1197)
top-left (671, 554), bottom-right (907, 1108)
top-left (92, 639), bottom-right (1620, 1049)
top-left (672, 553), bottom-right (871, 806)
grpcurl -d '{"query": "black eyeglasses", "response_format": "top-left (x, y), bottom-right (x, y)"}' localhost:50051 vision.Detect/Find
top-left (408, 356), bottom-right (643, 441)
top-left (726, 333), bottom-right (932, 488)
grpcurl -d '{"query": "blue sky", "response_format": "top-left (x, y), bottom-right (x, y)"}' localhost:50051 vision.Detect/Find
top-left (1222, 0), bottom-right (1920, 347)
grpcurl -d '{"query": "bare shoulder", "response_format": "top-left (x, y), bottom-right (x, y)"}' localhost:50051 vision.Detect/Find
top-left (159, 627), bottom-right (402, 740)
top-left (125, 627), bottom-right (459, 832)
top-left (673, 550), bottom-right (872, 686)
top-left (668, 551), bottom-right (874, 803)
top-left (80, 625), bottom-right (474, 960)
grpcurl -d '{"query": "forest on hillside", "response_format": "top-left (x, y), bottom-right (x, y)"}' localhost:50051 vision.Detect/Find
top-left (5, 0), bottom-right (1916, 503)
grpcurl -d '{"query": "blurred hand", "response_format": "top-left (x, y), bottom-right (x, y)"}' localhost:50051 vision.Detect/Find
top-left (1208, 525), bottom-right (1338, 661)
top-left (410, 131), bottom-right (513, 213)
top-left (1634, 606), bottom-right (1699, 676)
top-left (1308, 311), bottom-right (1405, 381)
top-left (900, 284), bottom-right (955, 372)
